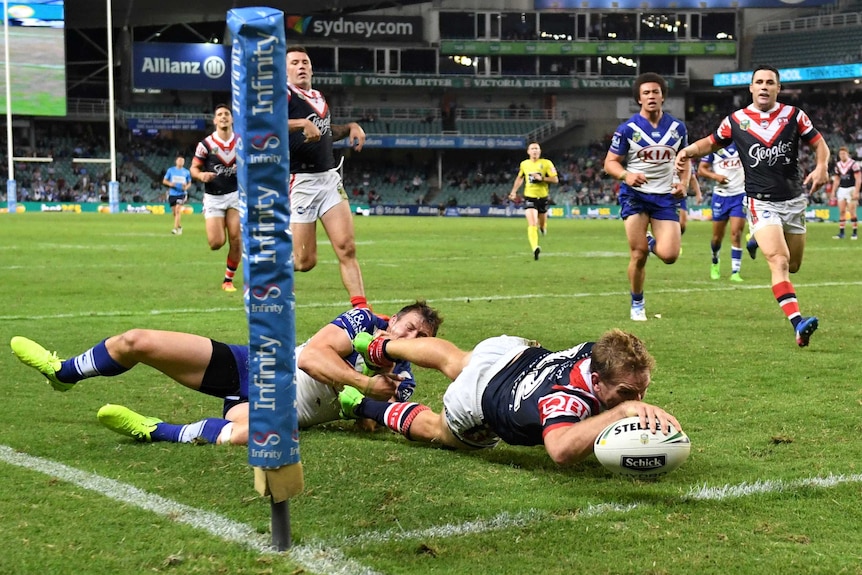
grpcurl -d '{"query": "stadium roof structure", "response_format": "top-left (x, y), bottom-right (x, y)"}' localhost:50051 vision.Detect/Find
top-left (67, 0), bottom-right (429, 29)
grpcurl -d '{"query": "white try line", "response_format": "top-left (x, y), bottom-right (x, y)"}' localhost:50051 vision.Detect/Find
top-left (1, 280), bottom-right (861, 323)
top-left (3, 441), bottom-right (862, 575)
top-left (0, 444), bottom-right (380, 575)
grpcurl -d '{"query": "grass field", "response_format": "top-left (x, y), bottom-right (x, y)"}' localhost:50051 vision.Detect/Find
top-left (2, 212), bottom-right (861, 575)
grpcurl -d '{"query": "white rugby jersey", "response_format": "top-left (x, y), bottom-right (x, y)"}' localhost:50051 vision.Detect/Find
top-left (701, 143), bottom-right (745, 197)
top-left (609, 112), bottom-right (688, 195)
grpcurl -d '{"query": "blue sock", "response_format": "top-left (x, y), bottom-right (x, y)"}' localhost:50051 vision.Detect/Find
top-left (354, 397), bottom-right (390, 424)
top-left (56, 339), bottom-right (129, 383)
top-left (711, 241), bottom-right (721, 264)
top-left (631, 292), bottom-right (644, 308)
top-left (647, 235), bottom-right (656, 254)
top-left (151, 418), bottom-right (230, 444)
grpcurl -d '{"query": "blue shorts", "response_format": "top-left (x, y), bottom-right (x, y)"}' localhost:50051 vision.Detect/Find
top-left (196, 341), bottom-right (248, 417)
top-left (619, 189), bottom-right (680, 221)
top-left (711, 193), bottom-right (745, 221)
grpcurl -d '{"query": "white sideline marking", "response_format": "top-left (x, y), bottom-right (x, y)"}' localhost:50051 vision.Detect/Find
top-left (0, 445), bottom-right (378, 575)
top-left (2, 442), bottom-right (861, 575)
top-left (1, 280), bottom-right (861, 323)
top-left (685, 473), bottom-right (862, 500)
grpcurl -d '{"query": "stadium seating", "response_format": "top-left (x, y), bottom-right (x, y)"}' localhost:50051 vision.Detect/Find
top-left (751, 26), bottom-right (862, 68)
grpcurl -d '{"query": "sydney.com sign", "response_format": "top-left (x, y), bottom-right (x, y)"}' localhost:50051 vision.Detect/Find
top-left (133, 43), bottom-right (230, 91)
top-left (286, 15), bottom-right (422, 42)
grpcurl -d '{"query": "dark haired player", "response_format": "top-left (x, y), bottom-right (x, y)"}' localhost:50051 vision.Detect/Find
top-left (676, 65), bottom-right (829, 347)
top-left (190, 103), bottom-right (241, 292)
top-left (603, 72), bottom-right (690, 322)
top-left (286, 46), bottom-right (370, 310)
top-left (830, 145), bottom-right (859, 240)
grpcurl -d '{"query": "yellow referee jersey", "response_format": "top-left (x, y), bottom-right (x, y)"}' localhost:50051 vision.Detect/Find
top-left (518, 158), bottom-right (557, 199)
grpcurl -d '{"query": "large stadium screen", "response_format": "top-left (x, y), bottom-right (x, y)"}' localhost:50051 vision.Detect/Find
top-left (0, 1), bottom-right (65, 116)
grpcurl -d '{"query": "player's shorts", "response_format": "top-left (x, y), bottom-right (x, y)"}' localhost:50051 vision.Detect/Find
top-left (168, 193), bottom-right (187, 207)
top-left (711, 192), bottom-right (745, 221)
top-left (619, 188), bottom-right (680, 221)
top-left (293, 343), bottom-right (343, 428)
top-left (747, 195), bottom-right (808, 236)
top-left (207, 342), bottom-right (341, 428)
top-left (523, 196), bottom-right (549, 214)
top-left (195, 340), bottom-right (246, 417)
top-left (289, 169), bottom-right (349, 224)
top-left (442, 335), bottom-right (533, 449)
top-left (835, 186), bottom-right (857, 203)
top-left (203, 191), bottom-right (240, 219)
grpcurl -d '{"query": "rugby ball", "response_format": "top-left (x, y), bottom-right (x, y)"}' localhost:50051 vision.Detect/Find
top-left (594, 416), bottom-right (690, 478)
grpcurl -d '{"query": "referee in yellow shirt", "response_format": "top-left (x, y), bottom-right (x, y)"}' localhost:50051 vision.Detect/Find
top-left (509, 141), bottom-right (559, 260)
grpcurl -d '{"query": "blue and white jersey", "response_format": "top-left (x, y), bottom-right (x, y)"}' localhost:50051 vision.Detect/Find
top-left (609, 113), bottom-right (688, 195)
top-left (163, 166), bottom-right (191, 196)
top-left (326, 308), bottom-right (411, 390)
top-left (234, 308), bottom-right (417, 427)
top-left (701, 143), bottom-right (745, 197)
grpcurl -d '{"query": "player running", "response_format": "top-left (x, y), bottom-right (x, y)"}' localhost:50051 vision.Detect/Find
top-left (603, 72), bottom-right (690, 322)
top-left (190, 103), bottom-right (241, 292)
top-left (830, 146), bottom-right (860, 240)
top-left (698, 143), bottom-right (748, 281)
top-left (675, 65), bottom-right (829, 347)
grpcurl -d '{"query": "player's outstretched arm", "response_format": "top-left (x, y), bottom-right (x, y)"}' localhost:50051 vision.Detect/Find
top-left (298, 324), bottom-right (395, 399)
top-left (543, 401), bottom-right (681, 466)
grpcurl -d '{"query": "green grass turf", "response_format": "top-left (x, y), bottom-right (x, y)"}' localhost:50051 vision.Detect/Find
top-left (1, 212), bottom-right (861, 574)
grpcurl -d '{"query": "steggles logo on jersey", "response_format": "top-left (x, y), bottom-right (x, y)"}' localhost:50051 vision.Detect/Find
top-left (748, 140), bottom-right (792, 168)
top-left (307, 113), bottom-right (331, 136)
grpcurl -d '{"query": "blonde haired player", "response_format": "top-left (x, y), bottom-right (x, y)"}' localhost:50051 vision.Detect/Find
top-left (509, 141), bottom-right (558, 260)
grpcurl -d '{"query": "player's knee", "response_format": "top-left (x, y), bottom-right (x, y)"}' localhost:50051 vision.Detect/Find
top-left (117, 329), bottom-right (157, 356)
top-left (293, 254), bottom-right (317, 272)
top-left (207, 239), bottom-right (224, 251)
top-left (333, 241), bottom-right (357, 261)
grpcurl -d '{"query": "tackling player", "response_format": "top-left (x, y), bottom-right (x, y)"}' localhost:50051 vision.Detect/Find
top-left (10, 302), bottom-right (442, 444)
top-left (340, 329), bottom-right (681, 466)
top-left (675, 65), bottom-right (829, 347)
